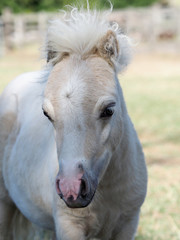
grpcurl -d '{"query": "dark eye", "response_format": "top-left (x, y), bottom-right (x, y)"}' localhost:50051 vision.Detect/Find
top-left (42, 109), bottom-right (52, 121)
top-left (100, 104), bottom-right (115, 119)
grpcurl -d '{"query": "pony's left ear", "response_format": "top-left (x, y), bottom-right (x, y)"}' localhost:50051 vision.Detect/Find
top-left (97, 30), bottom-right (131, 72)
top-left (46, 48), bottom-right (69, 65)
top-left (47, 50), bottom-right (57, 62)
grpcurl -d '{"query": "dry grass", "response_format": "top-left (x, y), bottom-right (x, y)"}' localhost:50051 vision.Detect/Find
top-left (0, 45), bottom-right (180, 239)
top-left (0, 44), bottom-right (43, 90)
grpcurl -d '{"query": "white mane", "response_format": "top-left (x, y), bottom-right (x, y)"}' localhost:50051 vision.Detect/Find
top-left (44, 7), bottom-right (131, 72)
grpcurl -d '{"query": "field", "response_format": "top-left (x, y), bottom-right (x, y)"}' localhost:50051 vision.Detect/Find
top-left (0, 45), bottom-right (180, 240)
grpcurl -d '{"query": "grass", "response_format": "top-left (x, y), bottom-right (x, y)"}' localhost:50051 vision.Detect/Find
top-left (0, 44), bottom-right (43, 90)
top-left (121, 54), bottom-right (180, 240)
top-left (0, 45), bottom-right (180, 240)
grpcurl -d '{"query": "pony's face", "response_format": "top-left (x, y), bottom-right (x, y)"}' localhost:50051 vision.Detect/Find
top-left (43, 55), bottom-right (122, 208)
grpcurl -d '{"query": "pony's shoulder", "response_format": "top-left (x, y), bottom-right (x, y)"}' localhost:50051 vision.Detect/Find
top-left (0, 70), bottom-right (49, 120)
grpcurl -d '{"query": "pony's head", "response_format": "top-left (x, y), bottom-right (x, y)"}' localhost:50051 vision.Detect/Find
top-left (42, 8), bottom-right (131, 208)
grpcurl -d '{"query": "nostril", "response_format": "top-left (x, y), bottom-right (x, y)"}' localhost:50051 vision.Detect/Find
top-left (56, 179), bottom-right (60, 193)
top-left (56, 179), bottom-right (63, 199)
top-left (67, 195), bottom-right (74, 201)
top-left (78, 163), bottom-right (84, 173)
top-left (80, 178), bottom-right (88, 198)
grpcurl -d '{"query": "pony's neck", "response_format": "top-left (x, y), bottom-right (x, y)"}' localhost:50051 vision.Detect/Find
top-left (99, 79), bottom-right (137, 190)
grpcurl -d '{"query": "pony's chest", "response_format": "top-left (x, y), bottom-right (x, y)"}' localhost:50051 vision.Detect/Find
top-left (80, 202), bottom-right (121, 240)
top-left (95, 209), bottom-right (121, 239)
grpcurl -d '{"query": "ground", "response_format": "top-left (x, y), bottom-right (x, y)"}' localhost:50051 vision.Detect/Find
top-left (0, 44), bottom-right (180, 240)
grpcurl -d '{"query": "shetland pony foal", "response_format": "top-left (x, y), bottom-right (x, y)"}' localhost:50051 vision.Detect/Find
top-left (0, 8), bottom-right (147, 240)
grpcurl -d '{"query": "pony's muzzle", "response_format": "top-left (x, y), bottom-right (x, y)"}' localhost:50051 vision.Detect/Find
top-left (55, 171), bottom-right (97, 208)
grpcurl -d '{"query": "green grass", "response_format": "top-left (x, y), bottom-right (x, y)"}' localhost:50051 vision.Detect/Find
top-left (135, 164), bottom-right (180, 240)
top-left (0, 46), bottom-right (180, 239)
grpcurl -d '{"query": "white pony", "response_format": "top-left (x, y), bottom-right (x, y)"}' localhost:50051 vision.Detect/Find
top-left (0, 7), bottom-right (147, 240)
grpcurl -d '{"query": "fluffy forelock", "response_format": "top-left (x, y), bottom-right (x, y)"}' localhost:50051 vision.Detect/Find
top-left (44, 6), bottom-right (131, 72)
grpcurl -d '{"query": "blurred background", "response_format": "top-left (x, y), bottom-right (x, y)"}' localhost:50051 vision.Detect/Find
top-left (0, 0), bottom-right (180, 239)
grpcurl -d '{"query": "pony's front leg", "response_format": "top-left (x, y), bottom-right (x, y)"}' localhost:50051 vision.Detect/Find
top-left (54, 216), bottom-right (85, 240)
top-left (111, 210), bottom-right (140, 240)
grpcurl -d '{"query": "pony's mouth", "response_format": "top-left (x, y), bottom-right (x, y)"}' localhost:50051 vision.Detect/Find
top-left (55, 173), bottom-right (97, 208)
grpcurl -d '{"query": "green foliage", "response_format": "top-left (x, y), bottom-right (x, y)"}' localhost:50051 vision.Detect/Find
top-left (0, 0), bottom-right (159, 14)
top-left (112, 0), bottom-right (158, 8)
top-left (0, 0), bottom-right (64, 13)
